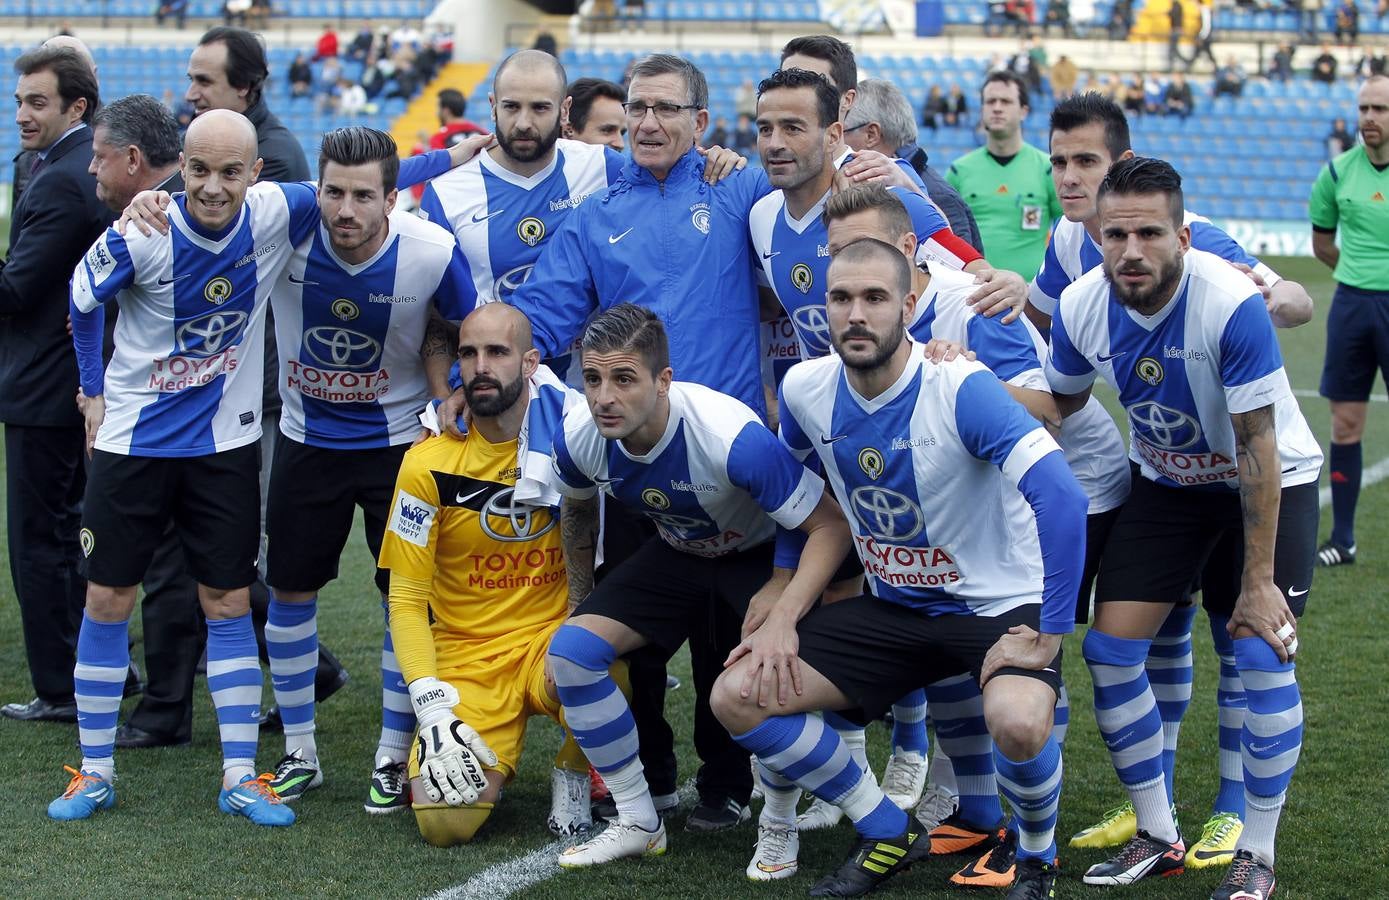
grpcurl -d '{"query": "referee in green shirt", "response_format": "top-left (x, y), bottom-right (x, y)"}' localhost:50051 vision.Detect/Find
top-left (1309, 74), bottom-right (1389, 568)
top-left (946, 71), bottom-right (1061, 282)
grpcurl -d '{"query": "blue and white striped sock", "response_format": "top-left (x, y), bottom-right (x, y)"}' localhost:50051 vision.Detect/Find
top-left (995, 738), bottom-right (1063, 862)
top-left (1053, 683), bottom-right (1071, 748)
top-left (206, 613), bottom-right (263, 785)
top-left (75, 613), bottom-right (129, 782)
top-left (376, 600), bottom-right (413, 764)
top-left (823, 709), bottom-right (872, 775)
top-left (548, 625), bottom-right (656, 830)
top-left (735, 713), bottom-right (909, 839)
top-left (1147, 604), bottom-right (1196, 804)
top-left (926, 673), bottom-right (1003, 829)
top-left (1083, 628), bottom-right (1176, 842)
top-left (1209, 613), bottom-right (1246, 816)
top-left (265, 595), bottom-right (318, 761)
top-left (1234, 636), bottom-right (1302, 865)
top-left (890, 689), bottom-right (929, 755)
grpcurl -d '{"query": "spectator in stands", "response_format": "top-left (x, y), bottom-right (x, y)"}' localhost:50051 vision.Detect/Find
top-left (1354, 44), bottom-right (1386, 78)
top-left (532, 31), bottom-right (558, 57)
top-left (1122, 75), bottom-right (1146, 114)
top-left (391, 21), bottom-right (423, 53)
top-left (360, 51), bottom-right (389, 99)
top-left (432, 88), bottom-right (486, 148)
top-left (1007, 0), bottom-right (1036, 33)
top-left (336, 77), bottom-right (367, 116)
top-left (944, 81), bottom-right (968, 125)
top-left (314, 24), bottom-right (338, 61)
top-left (1313, 42), bottom-right (1340, 81)
top-left (430, 24), bottom-right (453, 64)
top-left (316, 56), bottom-right (341, 112)
top-left (987, 51), bottom-right (1008, 73)
top-left (985, 2), bottom-right (1011, 37)
top-left (1300, 0), bottom-right (1322, 42)
top-left (1108, 0), bottom-right (1133, 38)
top-left (1335, 0), bottom-right (1358, 44)
top-left (1270, 42), bottom-right (1296, 80)
top-left (704, 115), bottom-right (729, 149)
top-left (412, 41), bottom-right (441, 85)
top-left (1143, 71), bottom-right (1165, 112)
top-left (1051, 54), bottom-right (1078, 99)
top-left (1167, 0), bottom-right (1185, 71)
top-left (1043, 0), bottom-right (1072, 36)
top-left (222, 0), bottom-right (249, 26)
top-left (155, 0), bottom-right (188, 28)
top-left (1071, 0), bottom-right (1096, 35)
top-left (732, 112), bottom-right (756, 154)
top-left (1186, 0), bottom-right (1218, 70)
top-left (1164, 71), bottom-right (1195, 117)
top-left (921, 84), bottom-right (947, 128)
top-left (1010, 37), bottom-right (1043, 93)
top-left (346, 27), bottom-right (373, 62)
top-left (563, 77), bottom-right (626, 150)
top-left (247, 0), bottom-right (271, 30)
top-left (1102, 72), bottom-right (1124, 99)
top-left (288, 53), bottom-right (312, 100)
top-left (1327, 115), bottom-right (1356, 154)
top-left (1214, 55), bottom-right (1247, 96)
top-left (734, 79), bottom-right (756, 119)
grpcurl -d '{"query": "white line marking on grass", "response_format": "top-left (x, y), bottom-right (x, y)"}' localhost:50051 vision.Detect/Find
top-left (1319, 454), bottom-right (1389, 508)
top-left (1292, 388), bottom-right (1387, 402)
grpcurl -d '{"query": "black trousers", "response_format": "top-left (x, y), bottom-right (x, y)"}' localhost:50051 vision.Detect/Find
top-left (4, 424), bottom-right (87, 704)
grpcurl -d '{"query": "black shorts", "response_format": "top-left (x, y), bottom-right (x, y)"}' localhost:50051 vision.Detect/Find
top-left (795, 600), bottom-right (1063, 722)
top-left (1095, 477), bottom-right (1318, 617)
top-left (573, 537), bottom-right (771, 655)
top-left (265, 438), bottom-right (408, 594)
top-left (81, 444), bottom-right (260, 590)
top-left (1319, 283), bottom-right (1389, 403)
top-left (1077, 506), bottom-right (1123, 624)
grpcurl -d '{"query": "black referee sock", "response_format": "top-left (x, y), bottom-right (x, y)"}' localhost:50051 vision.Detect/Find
top-left (1329, 441), bottom-right (1361, 548)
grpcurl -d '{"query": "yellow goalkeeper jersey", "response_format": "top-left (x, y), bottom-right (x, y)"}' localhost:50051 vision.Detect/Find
top-left (379, 430), bottom-right (568, 680)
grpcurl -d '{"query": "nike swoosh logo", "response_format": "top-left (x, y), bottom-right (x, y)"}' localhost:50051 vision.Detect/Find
top-left (1249, 742), bottom-right (1278, 753)
top-left (369, 786), bottom-right (397, 805)
top-left (594, 476), bottom-right (624, 487)
top-left (761, 250), bottom-right (781, 259)
top-left (1288, 587), bottom-right (1308, 597)
top-left (157, 274), bottom-right (191, 285)
top-left (819, 434), bottom-right (848, 444)
top-left (456, 488), bottom-right (487, 504)
top-left (756, 861), bottom-right (796, 873)
top-left (1192, 848), bottom-right (1234, 861)
top-left (471, 209), bottom-right (505, 223)
top-left (1096, 351), bottom-right (1125, 363)
top-left (287, 274), bottom-right (319, 286)
top-left (608, 228), bottom-right (634, 244)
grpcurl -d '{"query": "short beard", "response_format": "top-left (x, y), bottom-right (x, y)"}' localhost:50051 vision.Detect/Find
top-left (1108, 255), bottom-right (1184, 315)
top-left (834, 319), bottom-right (905, 373)
top-left (464, 374), bottom-right (526, 417)
top-left (496, 117), bottom-right (561, 164)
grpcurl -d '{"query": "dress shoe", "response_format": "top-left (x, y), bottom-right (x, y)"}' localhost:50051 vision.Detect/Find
top-left (114, 722), bottom-right (191, 749)
top-left (1, 697), bottom-right (78, 722)
top-left (259, 667), bottom-right (350, 732)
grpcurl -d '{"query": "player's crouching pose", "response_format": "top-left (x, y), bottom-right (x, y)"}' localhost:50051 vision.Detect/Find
top-left (712, 238), bottom-right (1088, 900)
top-left (377, 304), bottom-right (612, 845)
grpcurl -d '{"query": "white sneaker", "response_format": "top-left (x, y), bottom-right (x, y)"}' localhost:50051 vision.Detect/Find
top-left (746, 819), bottom-right (799, 881)
top-left (558, 819), bottom-right (667, 868)
top-left (547, 767), bottom-right (594, 836)
top-left (750, 755), bottom-right (765, 803)
top-left (796, 795), bottom-right (843, 831)
top-left (913, 782), bottom-right (959, 832)
top-left (880, 750), bottom-right (928, 810)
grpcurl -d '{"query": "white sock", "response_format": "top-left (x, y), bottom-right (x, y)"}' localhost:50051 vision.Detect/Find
top-left (1130, 774), bottom-right (1178, 843)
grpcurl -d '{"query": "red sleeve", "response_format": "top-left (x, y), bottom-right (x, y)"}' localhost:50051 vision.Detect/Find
top-left (922, 226), bottom-right (983, 270)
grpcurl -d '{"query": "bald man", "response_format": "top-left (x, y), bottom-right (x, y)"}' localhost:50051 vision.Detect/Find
top-left (378, 302), bottom-right (602, 846)
top-left (50, 108), bottom-right (330, 826)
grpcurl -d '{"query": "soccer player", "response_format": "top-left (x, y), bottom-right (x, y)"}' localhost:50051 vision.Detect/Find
top-left (1047, 158), bottom-right (1320, 899)
top-left (946, 71), bottom-right (1062, 282)
top-left (1034, 94), bottom-right (1314, 870)
top-left (1309, 74), bottom-right (1389, 568)
top-left (713, 237), bottom-right (1086, 898)
top-left (545, 303), bottom-right (853, 867)
top-left (563, 77), bottom-right (627, 151)
top-left (378, 303), bottom-right (601, 845)
top-left (52, 109), bottom-right (322, 826)
top-left (258, 127), bottom-right (475, 813)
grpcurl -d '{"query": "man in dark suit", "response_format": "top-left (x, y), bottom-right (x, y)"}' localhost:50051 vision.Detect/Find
top-left (0, 47), bottom-right (113, 722)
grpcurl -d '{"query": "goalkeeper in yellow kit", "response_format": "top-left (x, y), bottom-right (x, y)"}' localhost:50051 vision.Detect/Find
top-left (378, 303), bottom-right (603, 846)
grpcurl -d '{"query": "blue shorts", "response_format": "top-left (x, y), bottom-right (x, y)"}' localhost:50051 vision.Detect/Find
top-left (1320, 283), bottom-right (1389, 402)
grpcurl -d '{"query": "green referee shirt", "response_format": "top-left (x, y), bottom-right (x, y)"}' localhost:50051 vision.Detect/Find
top-left (1309, 144), bottom-right (1389, 291)
top-left (946, 142), bottom-right (1062, 281)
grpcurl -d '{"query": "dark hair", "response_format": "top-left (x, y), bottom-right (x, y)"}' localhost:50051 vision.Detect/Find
top-left (629, 53), bottom-right (708, 109)
top-left (982, 70), bottom-right (1030, 109)
top-left (318, 126), bottom-right (400, 193)
top-left (822, 183), bottom-right (913, 240)
top-left (493, 47), bottom-right (568, 97)
top-left (780, 35), bottom-right (857, 95)
top-left (93, 94), bottom-right (180, 167)
top-left (14, 46), bottom-right (99, 124)
top-left (198, 26), bottom-right (269, 107)
top-left (437, 88), bottom-right (466, 118)
top-left (1097, 156), bottom-right (1184, 225)
top-left (756, 67), bottom-right (841, 129)
top-left (566, 77), bottom-right (625, 131)
top-left (581, 303), bottom-right (670, 376)
top-left (829, 237), bottom-right (912, 297)
top-left (1050, 92), bottom-right (1131, 159)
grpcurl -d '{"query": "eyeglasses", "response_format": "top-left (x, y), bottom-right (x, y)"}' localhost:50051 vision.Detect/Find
top-left (622, 101), bottom-right (700, 121)
top-left (842, 121), bottom-right (871, 133)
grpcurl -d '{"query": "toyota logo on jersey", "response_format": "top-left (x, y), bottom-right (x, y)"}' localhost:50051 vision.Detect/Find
top-left (175, 310), bottom-right (249, 357)
top-left (478, 488), bottom-right (557, 543)
top-left (849, 485), bottom-right (924, 543)
top-left (303, 326), bottom-right (383, 370)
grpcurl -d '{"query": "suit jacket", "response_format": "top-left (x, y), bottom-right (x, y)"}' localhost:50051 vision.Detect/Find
top-left (0, 125), bottom-right (112, 427)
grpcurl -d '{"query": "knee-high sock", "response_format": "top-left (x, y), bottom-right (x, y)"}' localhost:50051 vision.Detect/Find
top-left (926, 673), bottom-right (1003, 828)
top-left (995, 738), bottom-right (1063, 862)
top-left (890, 689), bottom-right (929, 755)
top-left (1329, 441), bottom-right (1361, 548)
top-left (757, 760), bottom-right (800, 824)
top-left (1083, 628), bottom-right (1176, 842)
top-left (1209, 613), bottom-right (1247, 816)
top-left (823, 709), bottom-right (872, 775)
top-left (265, 595), bottom-right (318, 760)
top-left (735, 713), bottom-right (908, 839)
top-left (1052, 683), bottom-right (1070, 749)
top-left (206, 613), bottom-right (262, 785)
top-left (1234, 637), bottom-right (1302, 865)
top-left (1147, 604), bottom-right (1196, 804)
top-left (548, 625), bottom-right (656, 830)
top-left (377, 600), bottom-right (414, 763)
top-left (75, 613), bottom-right (130, 781)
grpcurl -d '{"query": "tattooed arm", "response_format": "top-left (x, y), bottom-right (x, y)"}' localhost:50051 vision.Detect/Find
top-left (420, 309), bottom-right (456, 400)
top-left (561, 494), bottom-right (599, 612)
top-left (1230, 404), bottom-right (1296, 660)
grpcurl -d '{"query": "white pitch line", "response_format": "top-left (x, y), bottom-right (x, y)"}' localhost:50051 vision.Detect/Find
top-left (1292, 388), bottom-right (1387, 402)
top-left (1319, 454), bottom-right (1389, 508)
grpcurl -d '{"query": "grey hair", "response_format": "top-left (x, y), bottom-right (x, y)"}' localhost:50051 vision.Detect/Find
top-left (93, 94), bottom-right (181, 168)
top-left (844, 78), bottom-right (919, 149)
top-left (628, 53), bottom-right (708, 110)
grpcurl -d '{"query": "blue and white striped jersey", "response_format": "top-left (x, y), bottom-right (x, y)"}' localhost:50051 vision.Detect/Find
top-left (71, 183), bottom-right (318, 457)
top-left (907, 266), bottom-right (1047, 390)
top-left (273, 209), bottom-right (475, 450)
top-left (417, 139), bottom-right (624, 305)
top-left (1029, 209), bottom-right (1278, 317)
top-left (779, 345), bottom-right (1082, 632)
top-left (551, 382), bottom-right (823, 558)
top-left (1046, 248), bottom-right (1322, 491)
